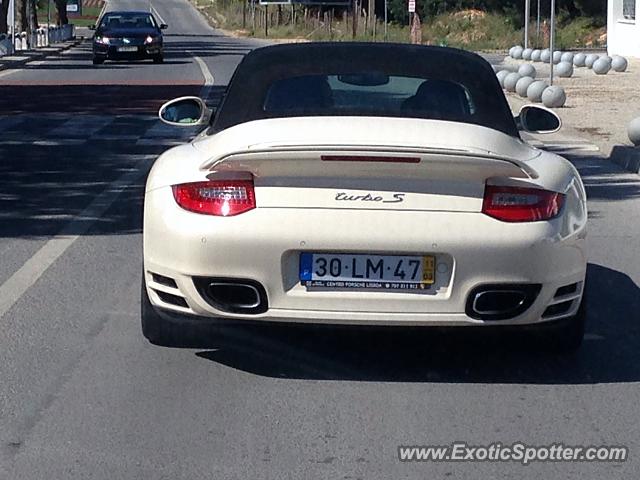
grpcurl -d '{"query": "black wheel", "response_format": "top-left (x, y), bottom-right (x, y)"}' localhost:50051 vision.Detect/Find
top-left (141, 275), bottom-right (217, 348)
top-left (92, 56), bottom-right (105, 65)
top-left (538, 289), bottom-right (587, 353)
top-left (152, 55), bottom-right (164, 64)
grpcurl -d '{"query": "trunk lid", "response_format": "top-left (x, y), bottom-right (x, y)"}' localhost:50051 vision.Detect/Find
top-left (194, 117), bottom-right (540, 212)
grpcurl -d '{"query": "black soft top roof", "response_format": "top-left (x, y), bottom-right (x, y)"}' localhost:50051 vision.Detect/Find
top-left (209, 42), bottom-right (518, 137)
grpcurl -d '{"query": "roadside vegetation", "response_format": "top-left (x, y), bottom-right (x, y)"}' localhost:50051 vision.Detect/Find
top-left (191, 0), bottom-right (605, 50)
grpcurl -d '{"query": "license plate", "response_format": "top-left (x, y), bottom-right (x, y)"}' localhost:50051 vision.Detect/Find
top-left (300, 253), bottom-right (435, 291)
top-left (117, 46), bottom-right (138, 52)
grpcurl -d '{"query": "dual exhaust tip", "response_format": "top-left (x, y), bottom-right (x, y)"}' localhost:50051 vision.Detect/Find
top-left (194, 277), bottom-right (268, 314)
top-left (466, 284), bottom-right (541, 321)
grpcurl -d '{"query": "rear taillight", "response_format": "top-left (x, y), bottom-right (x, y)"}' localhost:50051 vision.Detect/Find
top-left (172, 180), bottom-right (255, 216)
top-left (482, 185), bottom-right (564, 222)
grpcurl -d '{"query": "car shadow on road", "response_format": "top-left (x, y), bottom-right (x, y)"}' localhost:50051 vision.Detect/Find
top-left (196, 263), bottom-right (640, 384)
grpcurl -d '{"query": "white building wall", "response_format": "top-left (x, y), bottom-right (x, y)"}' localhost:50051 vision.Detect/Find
top-left (608, 0), bottom-right (640, 57)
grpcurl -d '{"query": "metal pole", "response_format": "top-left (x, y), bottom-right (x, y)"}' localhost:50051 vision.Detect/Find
top-left (10, 0), bottom-right (15, 51)
top-left (48, 0), bottom-right (51, 28)
top-left (549, 0), bottom-right (555, 85)
top-left (384, 0), bottom-right (387, 40)
top-left (536, 0), bottom-right (540, 45)
top-left (524, 0), bottom-right (530, 49)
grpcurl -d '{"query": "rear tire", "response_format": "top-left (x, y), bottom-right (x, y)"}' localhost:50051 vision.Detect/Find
top-left (92, 56), bottom-right (105, 65)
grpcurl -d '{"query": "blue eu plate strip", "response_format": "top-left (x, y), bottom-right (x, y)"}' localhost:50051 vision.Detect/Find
top-left (299, 253), bottom-right (313, 281)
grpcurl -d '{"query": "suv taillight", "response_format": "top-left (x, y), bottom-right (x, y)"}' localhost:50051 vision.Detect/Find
top-left (172, 180), bottom-right (255, 216)
top-left (482, 185), bottom-right (564, 222)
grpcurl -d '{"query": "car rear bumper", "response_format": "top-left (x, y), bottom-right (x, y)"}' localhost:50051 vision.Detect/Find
top-left (143, 187), bottom-right (587, 327)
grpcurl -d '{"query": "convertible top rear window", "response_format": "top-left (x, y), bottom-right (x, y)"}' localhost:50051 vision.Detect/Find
top-left (209, 43), bottom-right (518, 137)
top-left (263, 75), bottom-right (476, 123)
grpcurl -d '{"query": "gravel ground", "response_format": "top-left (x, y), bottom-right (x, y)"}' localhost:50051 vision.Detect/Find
top-left (500, 54), bottom-right (640, 156)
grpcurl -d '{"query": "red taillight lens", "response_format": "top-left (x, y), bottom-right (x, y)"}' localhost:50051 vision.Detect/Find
top-left (482, 185), bottom-right (565, 222)
top-left (172, 180), bottom-right (255, 216)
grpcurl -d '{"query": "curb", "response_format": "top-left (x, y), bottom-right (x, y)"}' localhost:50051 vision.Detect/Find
top-left (609, 145), bottom-right (640, 174)
top-left (0, 38), bottom-right (84, 72)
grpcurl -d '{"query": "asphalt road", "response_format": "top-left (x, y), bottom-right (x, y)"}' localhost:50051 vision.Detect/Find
top-left (1, 1), bottom-right (640, 478)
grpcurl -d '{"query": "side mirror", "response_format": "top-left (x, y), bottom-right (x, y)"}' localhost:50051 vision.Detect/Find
top-left (516, 105), bottom-right (561, 134)
top-left (88, 24), bottom-right (96, 30)
top-left (160, 24), bottom-right (168, 29)
top-left (159, 96), bottom-right (212, 127)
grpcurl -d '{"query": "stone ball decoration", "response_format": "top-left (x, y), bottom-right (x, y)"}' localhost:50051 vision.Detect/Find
top-left (552, 51), bottom-right (563, 64)
top-left (540, 49), bottom-right (551, 63)
top-left (612, 55), bottom-right (628, 72)
top-left (527, 80), bottom-right (549, 102)
top-left (496, 70), bottom-right (510, 87)
top-left (561, 52), bottom-right (574, 63)
top-left (600, 55), bottom-right (613, 65)
top-left (593, 57), bottom-right (611, 74)
top-left (503, 72), bottom-right (522, 92)
top-left (585, 54), bottom-right (599, 68)
top-left (573, 52), bottom-right (586, 67)
top-left (522, 48), bottom-right (533, 60)
top-left (509, 46), bottom-right (522, 57)
top-left (542, 85), bottom-right (567, 108)
top-left (512, 46), bottom-right (524, 59)
top-left (531, 49), bottom-right (542, 62)
top-left (556, 61), bottom-right (574, 78)
top-left (518, 63), bottom-right (536, 78)
top-left (628, 117), bottom-right (640, 146)
top-left (516, 76), bottom-right (536, 98)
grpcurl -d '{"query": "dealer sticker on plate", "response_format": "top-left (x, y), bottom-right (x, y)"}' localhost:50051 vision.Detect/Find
top-left (299, 253), bottom-right (435, 290)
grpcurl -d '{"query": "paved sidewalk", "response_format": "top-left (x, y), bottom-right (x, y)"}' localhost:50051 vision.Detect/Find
top-left (0, 38), bottom-right (83, 72)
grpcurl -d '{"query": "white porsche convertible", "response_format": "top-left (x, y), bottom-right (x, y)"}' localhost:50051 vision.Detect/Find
top-left (142, 43), bottom-right (587, 351)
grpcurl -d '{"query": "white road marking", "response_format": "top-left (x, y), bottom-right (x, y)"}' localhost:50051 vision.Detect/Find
top-left (149, 3), bottom-right (167, 25)
top-left (192, 55), bottom-right (215, 99)
top-left (0, 68), bottom-right (19, 79)
top-left (0, 164), bottom-right (150, 322)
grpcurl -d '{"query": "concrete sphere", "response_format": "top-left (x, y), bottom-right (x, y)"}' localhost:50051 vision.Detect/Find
top-left (503, 72), bottom-right (522, 92)
top-left (496, 70), bottom-right (510, 87)
top-left (628, 117), bottom-right (640, 146)
top-left (516, 76), bottom-right (536, 97)
top-left (522, 48), bottom-right (533, 60)
top-left (531, 49), bottom-right (542, 62)
top-left (585, 54), bottom-right (599, 68)
top-left (512, 46), bottom-right (524, 59)
top-left (518, 63), bottom-right (536, 78)
top-left (573, 52), bottom-right (586, 67)
top-left (509, 45), bottom-right (523, 57)
top-left (600, 55), bottom-right (613, 65)
top-left (561, 52), bottom-right (574, 63)
top-left (552, 51), bottom-right (563, 64)
top-left (556, 61), bottom-right (574, 78)
top-left (542, 85), bottom-right (567, 108)
top-left (540, 49), bottom-right (551, 62)
top-left (527, 80), bottom-right (549, 102)
top-left (612, 55), bottom-right (628, 72)
top-left (593, 57), bottom-right (611, 74)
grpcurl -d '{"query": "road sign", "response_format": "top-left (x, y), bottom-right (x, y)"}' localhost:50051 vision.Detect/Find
top-left (408, 0), bottom-right (415, 13)
top-left (66, 0), bottom-right (82, 14)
